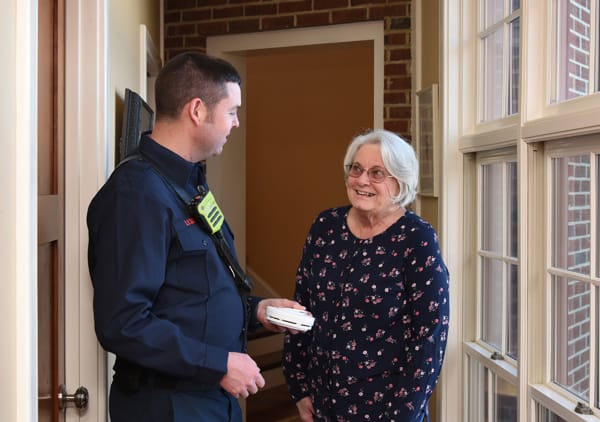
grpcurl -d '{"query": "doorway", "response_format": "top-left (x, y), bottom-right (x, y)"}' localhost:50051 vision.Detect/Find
top-left (206, 21), bottom-right (384, 296)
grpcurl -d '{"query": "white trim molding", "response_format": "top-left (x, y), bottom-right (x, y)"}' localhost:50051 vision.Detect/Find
top-left (64, 0), bottom-right (109, 420)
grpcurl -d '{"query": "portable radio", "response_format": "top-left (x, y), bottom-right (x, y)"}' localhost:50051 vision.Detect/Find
top-left (188, 189), bottom-right (224, 234)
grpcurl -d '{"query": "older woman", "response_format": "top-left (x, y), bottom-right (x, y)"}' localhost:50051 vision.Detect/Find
top-left (283, 129), bottom-right (449, 422)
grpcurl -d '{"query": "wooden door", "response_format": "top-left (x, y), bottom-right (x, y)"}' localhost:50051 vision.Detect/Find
top-left (38, 0), bottom-right (65, 420)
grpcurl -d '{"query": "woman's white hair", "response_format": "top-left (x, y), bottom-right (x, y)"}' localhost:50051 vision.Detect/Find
top-left (343, 129), bottom-right (418, 207)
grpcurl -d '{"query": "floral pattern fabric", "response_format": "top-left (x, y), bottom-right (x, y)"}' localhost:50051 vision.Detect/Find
top-left (283, 206), bottom-right (450, 422)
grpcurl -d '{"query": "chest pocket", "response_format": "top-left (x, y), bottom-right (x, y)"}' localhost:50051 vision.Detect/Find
top-left (171, 218), bottom-right (212, 296)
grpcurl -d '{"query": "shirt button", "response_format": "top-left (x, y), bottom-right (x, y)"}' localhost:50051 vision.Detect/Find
top-left (202, 240), bottom-right (207, 246)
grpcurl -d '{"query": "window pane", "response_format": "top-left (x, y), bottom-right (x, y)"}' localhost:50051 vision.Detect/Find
top-left (482, 258), bottom-right (503, 350)
top-left (511, 0), bottom-right (520, 12)
top-left (507, 264), bottom-right (519, 359)
top-left (468, 357), bottom-right (488, 421)
top-left (551, 155), bottom-right (591, 275)
top-left (597, 154), bottom-right (600, 278)
top-left (482, 163), bottom-right (504, 253)
top-left (552, 275), bottom-right (591, 400)
top-left (536, 404), bottom-right (569, 422)
top-left (507, 162), bottom-right (518, 258)
top-left (553, 0), bottom-right (592, 102)
top-left (508, 17), bottom-right (520, 115)
top-left (494, 376), bottom-right (517, 422)
top-left (485, 0), bottom-right (505, 26)
top-left (597, 287), bottom-right (599, 408)
top-left (483, 29), bottom-right (504, 121)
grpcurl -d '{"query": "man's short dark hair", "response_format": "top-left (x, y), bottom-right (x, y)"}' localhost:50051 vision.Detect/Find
top-left (154, 52), bottom-right (242, 120)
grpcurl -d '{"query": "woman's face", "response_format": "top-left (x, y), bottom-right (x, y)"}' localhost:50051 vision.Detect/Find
top-left (345, 143), bottom-right (400, 215)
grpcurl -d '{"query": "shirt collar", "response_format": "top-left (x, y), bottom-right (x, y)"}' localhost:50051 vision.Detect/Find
top-left (138, 134), bottom-right (206, 189)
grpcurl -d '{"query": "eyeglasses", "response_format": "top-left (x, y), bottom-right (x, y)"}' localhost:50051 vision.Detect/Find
top-left (345, 163), bottom-right (394, 183)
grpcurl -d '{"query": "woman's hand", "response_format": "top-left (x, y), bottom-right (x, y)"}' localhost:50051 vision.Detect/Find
top-left (296, 396), bottom-right (315, 422)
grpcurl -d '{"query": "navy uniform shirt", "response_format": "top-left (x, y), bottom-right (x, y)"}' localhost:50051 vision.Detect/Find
top-left (87, 135), bottom-right (257, 386)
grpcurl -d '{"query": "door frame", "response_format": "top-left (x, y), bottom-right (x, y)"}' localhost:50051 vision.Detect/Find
top-left (2, 0), bottom-right (108, 420)
top-left (64, 0), bottom-right (109, 420)
top-left (5, 0), bottom-right (38, 419)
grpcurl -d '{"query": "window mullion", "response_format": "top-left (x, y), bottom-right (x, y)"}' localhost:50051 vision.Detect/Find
top-left (590, 152), bottom-right (598, 408)
top-left (502, 162), bottom-right (509, 356)
top-left (591, 1), bottom-right (598, 93)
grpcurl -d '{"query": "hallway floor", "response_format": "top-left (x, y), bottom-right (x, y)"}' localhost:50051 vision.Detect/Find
top-left (246, 384), bottom-right (300, 422)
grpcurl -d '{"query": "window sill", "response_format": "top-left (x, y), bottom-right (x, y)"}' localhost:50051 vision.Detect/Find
top-left (530, 384), bottom-right (599, 421)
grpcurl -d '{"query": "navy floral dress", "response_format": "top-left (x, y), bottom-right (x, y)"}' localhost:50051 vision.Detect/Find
top-left (283, 206), bottom-right (449, 422)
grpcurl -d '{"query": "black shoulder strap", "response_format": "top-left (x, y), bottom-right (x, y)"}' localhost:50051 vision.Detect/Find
top-left (120, 152), bottom-right (253, 294)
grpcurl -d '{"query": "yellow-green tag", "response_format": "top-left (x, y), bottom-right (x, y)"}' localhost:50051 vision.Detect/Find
top-left (194, 191), bottom-right (224, 234)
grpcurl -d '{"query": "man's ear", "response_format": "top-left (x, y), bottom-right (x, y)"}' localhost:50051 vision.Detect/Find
top-left (188, 98), bottom-right (206, 124)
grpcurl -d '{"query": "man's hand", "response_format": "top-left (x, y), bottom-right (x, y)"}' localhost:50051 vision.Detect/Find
top-left (256, 298), bottom-right (307, 333)
top-left (220, 352), bottom-right (265, 398)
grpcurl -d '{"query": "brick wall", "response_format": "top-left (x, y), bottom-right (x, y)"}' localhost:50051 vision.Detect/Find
top-left (564, 0), bottom-right (590, 99)
top-left (163, 0), bottom-right (413, 139)
top-left (565, 157), bottom-right (591, 395)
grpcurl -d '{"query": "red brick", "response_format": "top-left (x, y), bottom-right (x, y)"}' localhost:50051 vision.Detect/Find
top-left (214, 6), bottom-right (244, 19)
top-left (185, 35), bottom-right (208, 48)
top-left (164, 36), bottom-right (185, 49)
top-left (198, 21), bottom-right (228, 35)
top-left (229, 18), bottom-right (260, 33)
top-left (182, 9), bottom-right (212, 21)
top-left (331, 7), bottom-right (368, 23)
top-left (384, 119), bottom-right (410, 134)
top-left (352, 0), bottom-right (386, 5)
top-left (390, 16), bottom-right (410, 30)
top-left (387, 61), bottom-right (407, 74)
top-left (167, 23), bottom-right (197, 36)
top-left (385, 63), bottom-right (408, 75)
top-left (196, 0), bottom-right (228, 5)
top-left (262, 15), bottom-right (295, 30)
top-left (389, 105), bottom-right (411, 119)
top-left (278, 0), bottom-right (312, 13)
top-left (165, 0), bottom-right (197, 9)
top-left (388, 77), bottom-right (411, 90)
top-left (165, 11), bottom-right (182, 24)
top-left (297, 12), bottom-right (330, 27)
top-left (388, 46), bottom-right (411, 59)
top-left (385, 32), bottom-right (408, 46)
top-left (245, 3), bottom-right (278, 16)
top-left (384, 92), bottom-right (409, 105)
top-left (314, 0), bottom-right (348, 10)
top-left (369, 5), bottom-right (408, 20)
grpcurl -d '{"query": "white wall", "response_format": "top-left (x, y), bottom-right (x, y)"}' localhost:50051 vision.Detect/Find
top-left (0, 1), bottom-right (37, 420)
top-left (109, 0), bottom-right (161, 168)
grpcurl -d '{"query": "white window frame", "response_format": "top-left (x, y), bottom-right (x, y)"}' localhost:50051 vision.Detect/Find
top-left (464, 148), bottom-right (520, 421)
top-left (529, 137), bottom-right (599, 419)
top-left (444, 0), bottom-right (600, 421)
top-left (477, 2), bottom-right (521, 123)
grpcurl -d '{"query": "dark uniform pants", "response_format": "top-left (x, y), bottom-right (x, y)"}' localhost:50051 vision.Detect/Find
top-left (109, 380), bottom-right (242, 422)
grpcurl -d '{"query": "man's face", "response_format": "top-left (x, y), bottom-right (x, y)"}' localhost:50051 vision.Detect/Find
top-left (198, 82), bottom-right (241, 158)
